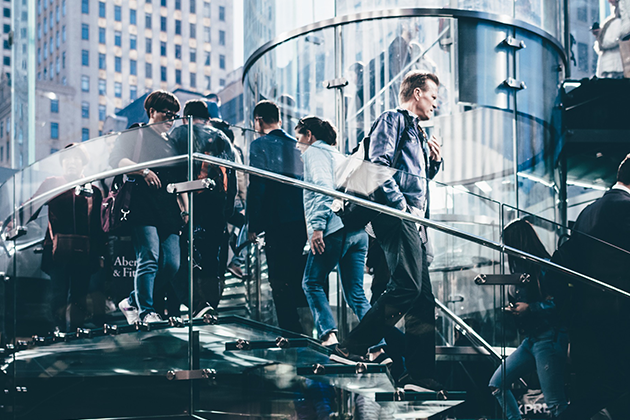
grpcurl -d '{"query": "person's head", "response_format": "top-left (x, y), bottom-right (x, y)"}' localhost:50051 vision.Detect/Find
top-left (206, 93), bottom-right (221, 105)
top-left (209, 118), bottom-right (234, 143)
top-left (182, 99), bottom-right (210, 124)
top-left (617, 153), bottom-right (630, 186)
top-left (144, 90), bottom-right (181, 127)
top-left (60, 143), bottom-right (89, 178)
top-left (294, 116), bottom-right (337, 152)
top-left (253, 100), bottom-right (281, 133)
top-left (502, 219), bottom-right (551, 276)
top-left (399, 71), bottom-right (439, 121)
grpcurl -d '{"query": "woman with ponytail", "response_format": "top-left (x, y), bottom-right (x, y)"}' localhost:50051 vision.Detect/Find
top-left (296, 116), bottom-right (389, 364)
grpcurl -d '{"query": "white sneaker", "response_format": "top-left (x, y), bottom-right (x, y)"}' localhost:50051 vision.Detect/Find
top-left (118, 298), bottom-right (140, 324)
top-left (142, 312), bottom-right (163, 324)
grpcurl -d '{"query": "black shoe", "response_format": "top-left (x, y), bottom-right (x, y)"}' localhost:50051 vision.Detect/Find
top-left (194, 303), bottom-right (217, 318)
top-left (327, 344), bottom-right (367, 365)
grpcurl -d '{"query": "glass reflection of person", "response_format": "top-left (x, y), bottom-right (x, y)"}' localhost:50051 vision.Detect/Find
top-left (109, 90), bottom-right (186, 324)
top-left (489, 220), bottom-right (568, 420)
top-left (35, 143), bottom-right (105, 333)
top-left (594, 0), bottom-right (630, 79)
top-left (296, 116), bottom-right (390, 364)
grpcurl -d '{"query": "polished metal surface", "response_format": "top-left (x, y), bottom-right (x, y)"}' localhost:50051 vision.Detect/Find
top-left (242, 8), bottom-right (566, 81)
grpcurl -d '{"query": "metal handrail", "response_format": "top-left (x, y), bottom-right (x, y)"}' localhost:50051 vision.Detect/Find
top-left (2, 152), bottom-right (628, 301)
top-left (192, 152), bottom-right (630, 300)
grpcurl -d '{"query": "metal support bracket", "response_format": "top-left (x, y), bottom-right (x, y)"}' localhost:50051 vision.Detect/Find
top-left (502, 78), bottom-right (527, 90)
top-left (5, 226), bottom-right (27, 240)
top-left (166, 178), bottom-right (216, 194)
top-left (502, 36), bottom-right (526, 49)
top-left (474, 273), bottom-right (530, 285)
top-left (166, 368), bottom-right (216, 381)
top-left (325, 77), bottom-right (348, 89)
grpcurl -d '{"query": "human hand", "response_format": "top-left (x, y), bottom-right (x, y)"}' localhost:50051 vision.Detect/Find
top-left (507, 302), bottom-right (529, 314)
top-left (310, 230), bottom-right (325, 255)
top-left (428, 135), bottom-right (441, 162)
top-left (143, 170), bottom-right (162, 190)
top-left (248, 231), bottom-right (258, 242)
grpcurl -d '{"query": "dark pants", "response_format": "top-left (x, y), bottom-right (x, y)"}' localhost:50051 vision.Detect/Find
top-left (264, 221), bottom-right (308, 334)
top-left (340, 214), bottom-right (436, 378)
top-left (49, 264), bottom-right (91, 332)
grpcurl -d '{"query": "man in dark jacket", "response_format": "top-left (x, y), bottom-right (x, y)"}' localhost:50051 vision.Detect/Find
top-left (556, 154), bottom-right (630, 420)
top-left (247, 100), bottom-right (308, 334)
top-left (169, 100), bottom-right (237, 315)
top-left (331, 71), bottom-right (444, 393)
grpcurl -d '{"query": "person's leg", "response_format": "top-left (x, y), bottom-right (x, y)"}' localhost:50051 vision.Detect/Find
top-left (489, 338), bottom-right (536, 420)
top-left (131, 225), bottom-right (161, 319)
top-left (67, 267), bottom-right (91, 330)
top-left (302, 230), bottom-right (343, 340)
top-left (340, 215), bottom-right (423, 355)
top-left (49, 265), bottom-right (70, 331)
top-left (532, 329), bottom-right (569, 418)
top-left (265, 223), bottom-right (308, 334)
top-left (338, 229), bottom-right (371, 320)
top-left (402, 245), bottom-right (436, 378)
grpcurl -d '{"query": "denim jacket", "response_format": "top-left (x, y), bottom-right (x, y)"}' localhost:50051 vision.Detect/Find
top-left (302, 140), bottom-right (344, 239)
top-left (367, 108), bottom-right (442, 213)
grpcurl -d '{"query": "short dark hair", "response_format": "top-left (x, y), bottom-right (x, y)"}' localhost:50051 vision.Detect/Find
top-left (618, 153), bottom-right (630, 185)
top-left (144, 90), bottom-right (181, 118)
top-left (399, 71), bottom-right (440, 103)
top-left (209, 118), bottom-right (234, 142)
top-left (183, 99), bottom-right (209, 121)
top-left (253, 100), bottom-right (280, 125)
top-left (295, 116), bottom-right (337, 146)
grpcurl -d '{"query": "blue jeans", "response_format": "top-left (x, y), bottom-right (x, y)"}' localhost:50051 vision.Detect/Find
top-left (489, 328), bottom-right (569, 420)
top-left (303, 228), bottom-right (376, 340)
top-left (128, 225), bottom-right (180, 319)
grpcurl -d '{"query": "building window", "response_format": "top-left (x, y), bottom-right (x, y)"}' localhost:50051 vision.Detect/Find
top-left (130, 59), bottom-right (137, 75)
top-left (62, 0), bottom-right (66, 15)
top-left (145, 63), bottom-right (152, 78)
top-left (81, 0), bottom-right (88, 14)
top-left (99, 1), bottom-right (105, 18)
top-left (578, 42), bottom-right (588, 72)
top-left (160, 16), bottom-right (166, 32)
top-left (145, 13), bottom-right (151, 28)
top-left (114, 82), bottom-right (122, 98)
top-left (44, 17), bottom-right (47, 34)
top-left (175, 69), bottom-right (181, 85)
top-left (161, 66), bottom-right (167, 82)
top-left (115, 56), bottom-right (121, 72)
top-left (219, 6), bottom-right (225, 21)
top-left (146, 38), bottom-right (152, 53)
top-left (81, 50), bottom-right (89, 66)
top-left (130, 34), bottom-right (137, 50)
top-left (98, 79), bottom-right (106, 95)
top-left (99, 53), bottom-right (106, 69)
top-left (205, 75), bottom-right (211, 90)
top-left (175, 20), bottom-right (181, 35)
top-left (160, 41), bottom-right (166, 56)
top-left (114, 31), bottom-right (121, 46)
top-left (190, 48), bottom-right (196, 62)
top-left (219, 54), bottom-right (225, 70)
top-left (190, 0), bottom-right (196, 13)
top-left (99, 27), bottom-right (105, 43)
top-left (190, 23), bottom-right (196, 38)
top-left (204, 51), bottom-right (210, 65)
top-left (175, 44), bottom-right (181, 59)
top-left (175, 0), bottom-right (181, 10)
top-left (114, 5), bottom-right (121, 21)
top-left (81, 102), bottom-right (90, 119)
top-left (81, 24), bottom-right (89, 40)
top-left (37, 48), bottom-right (41, 64)
top-left (204, 26), bottom-right (210, 43)
top-left (219, 30), bottom-right (225, 46)
top-left (82, 128), bottom-right (89, 141)
top-left (161, 0), bottom-right (167, 6)
top-left (190, 72), bottom-right (196, 88)
top-left (62, 25), bottom-right (66, 42)
top-left (56, 57), bottom-right (60, 73)
top-left (203, 2), bottom-right (210, 18)
top-left (56, 5), bottom-right (59, 22)
top-left (130, 9), bottom-right (136, 25)
top-left (130, 85), bottom-right (137, 101)
top-left (50, 99), bottom-right (59, 113)
top-left (81, 75), bottom-right (89, 92)
top-left (62, 51), bottom-right (65, 68)
top-left (99, 105), bottom-right (106, 121)
top-left (56, 31), bottom-right (60, 48)
top-left (3, 56), bottom-right (9, 66)
top-left (51, 122), bottom-right (59, 139)
top-left (219, 78), bottom-right (225, 87)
